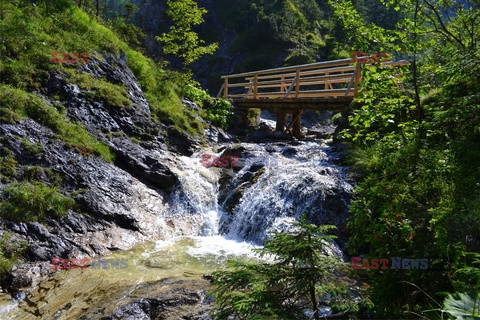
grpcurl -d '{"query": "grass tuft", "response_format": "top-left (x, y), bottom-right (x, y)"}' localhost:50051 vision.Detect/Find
top-left (0, 182), bottom-right (75, 222)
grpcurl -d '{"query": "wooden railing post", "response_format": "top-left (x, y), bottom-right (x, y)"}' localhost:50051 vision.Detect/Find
top-left (253, 74), bottom-right (258, 99)
top-left (295, 68), bottom-right (300, 98)
top-left (224, 77), bottom-right (228, 99)
top-left (325, 72), bottom-right (332, 90)
top-left (216, 84), bottom-right (225, 98)
top-left (353, 63), bottom-right (362, 97)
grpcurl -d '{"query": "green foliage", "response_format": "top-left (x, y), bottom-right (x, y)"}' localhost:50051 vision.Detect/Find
top-left (65, 69), bottom-right (130, 108)
top-left (21, 138), bottom-right (44, 157)
top-left (205, 99), bottom-right (233, 129)
top-left (329, 0), bottom-right (397, 53)
top-left (216, 0), bottom-right (342, 66)
top-left (333, 0), bottom-right (480, 317)
top-left (156, 0), bottom-right (218, 66)
top-left (338, 64), bottom-right (416, 143)
top-left (210, 215), bottom-right (358, 319)
top-left (21, 166), bottom-right (63, 187)
top-left (247, 108), bottom-right (261, 127)
top-left (182, 84), bottom-right (212, 107)
top-left (0, 233), bottom-right (26, 286)
top-left (0, 182), bottom-right (75, 222)
top-left (0, 147), bottom-right (17, 183)
top-left (0, 85), bottom-right (115, 162)
top-left (181, 84), bottom-right (233, 130)
top-left (107, 17), bottom-right (145, 50)
top-left (443, 292), bottom-right (480, 319)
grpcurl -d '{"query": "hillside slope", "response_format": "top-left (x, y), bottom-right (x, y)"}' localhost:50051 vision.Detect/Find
top-left (0, 0), bottom-right (229, 297)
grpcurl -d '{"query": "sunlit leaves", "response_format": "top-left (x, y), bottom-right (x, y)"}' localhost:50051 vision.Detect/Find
top-left (156, 0), bottom-right (218, 66)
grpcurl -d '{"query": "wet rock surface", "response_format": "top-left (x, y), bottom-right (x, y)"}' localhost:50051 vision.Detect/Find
top-left (100, 279), bottom-right (213, 320)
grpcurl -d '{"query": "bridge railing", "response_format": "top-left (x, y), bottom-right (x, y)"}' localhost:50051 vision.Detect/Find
top-left (218, 58), bottom-right (408, 100)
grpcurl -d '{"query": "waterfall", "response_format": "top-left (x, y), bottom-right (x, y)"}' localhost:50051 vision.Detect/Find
top-left (165, 115), bottom-right (352, 247)
top-left (222, 141), bottom-right (353, 244)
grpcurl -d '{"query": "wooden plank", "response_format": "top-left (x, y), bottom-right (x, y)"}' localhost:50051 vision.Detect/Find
top-left (245, 65), bottom-right (355, 81)
top-left (295, 69), bottom-right (300, 98)
top-left (232, 98), bottom-right (353, 111)
top-left (325, 73), bottom-right (333, 90)
top-left (253, 77), bottom-right (352, 90)
top-left (228, 94), bottom-right (249, 98)
top-left (290, 78), bottom-right (351, 87)
top-left (276, 111), bottom-right (286, 131)
top-left (301, 73), bottom-right (354, 80)
top-left (224, 78), bottom-right (228, 99)
top-left (232, 59), bottom-right (407, 82)
top-left (252, 88), bottom-right (349, 99)
top-left (245, 82), bottom-right (254, 98)
top-left (252, 78), bottom-right (295, 86)
top-left (236, 97), bottom-right (354, 103)
top-left (253, 74), bottom-right (258, 99)
top-left (227, 82), bottom-right (254, 88)
top-left (286, 111), bottom-right (302, 131)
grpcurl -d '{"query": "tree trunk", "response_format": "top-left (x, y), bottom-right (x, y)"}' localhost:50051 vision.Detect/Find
top-left (310, 283), bottom-right (320, 320)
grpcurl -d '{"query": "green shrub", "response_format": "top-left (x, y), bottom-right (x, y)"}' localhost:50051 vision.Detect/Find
top-left (246, 108), bottom-right (261, 126)
top-left (107, 17), bottom-right (145, 50)
top-left (0, 147), bottom-right (17, 183)
top-left (182, 84), bottom-right (212, 107)
top-left (0, 108), bottom-right (22, 125)
top-left (21, 166), bottom-right (63, 186)
top-left (205, 98), bottom-right (234, 129)
top-left (0, 182), bottom-right (75, 222)
top-left (0, 233), bottom-right (26, 286)
top-left (21, 138), bottom-right (44, 157)
top-left (210, 215), bottom-right (360, 319)
top-left (65, 70), bottom-right (130, 108)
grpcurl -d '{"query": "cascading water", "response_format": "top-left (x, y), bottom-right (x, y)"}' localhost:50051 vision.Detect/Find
top-left (221, 141), bottom-right (353, 244)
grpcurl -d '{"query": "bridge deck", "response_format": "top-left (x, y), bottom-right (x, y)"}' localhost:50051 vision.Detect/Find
top-left (232, 97), bottom-right (353, 111)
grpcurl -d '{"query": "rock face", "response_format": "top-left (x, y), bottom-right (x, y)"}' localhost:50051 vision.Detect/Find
top-left (101, 279), bottom-right (213, 320)
top-left (0, 59), bottom-right (205, 293)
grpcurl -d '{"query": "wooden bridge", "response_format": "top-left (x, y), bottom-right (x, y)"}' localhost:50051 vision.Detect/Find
top-left (217, 57), bottom-right (407, 137)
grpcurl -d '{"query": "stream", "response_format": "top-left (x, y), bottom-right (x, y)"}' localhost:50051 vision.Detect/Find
top-left (0, 113), bottom-right (354, 319)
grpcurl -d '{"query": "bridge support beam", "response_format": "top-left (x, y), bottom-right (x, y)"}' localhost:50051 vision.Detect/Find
top-left (232, 109), bottom-right (249, 128)
top-left (292, 111), bottom-right (302, 138)
top-left (275, 110), bottom-right (286, 132)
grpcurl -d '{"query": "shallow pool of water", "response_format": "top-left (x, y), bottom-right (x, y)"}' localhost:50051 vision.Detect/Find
top-left (0, 236), bottom-right (259, 320)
